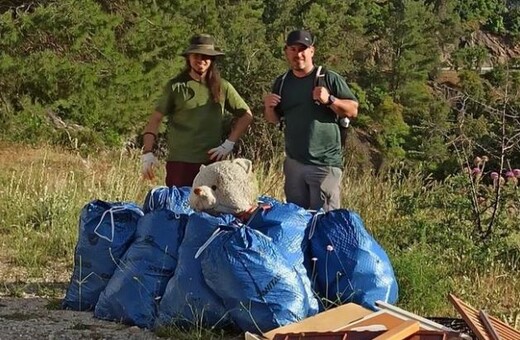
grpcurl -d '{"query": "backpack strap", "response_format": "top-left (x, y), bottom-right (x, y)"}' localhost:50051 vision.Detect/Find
top-left (314, 66), bottom-right (325, 104)
top-left (273, 70), bottom-right (290, 130)
top-left (274, 70), bottom-right (290, 97)
top-left (315, 65), bottom-right (325, 87)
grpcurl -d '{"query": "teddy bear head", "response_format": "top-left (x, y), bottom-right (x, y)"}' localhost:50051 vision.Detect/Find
top-left (189, 158), bottom-right (258, 215)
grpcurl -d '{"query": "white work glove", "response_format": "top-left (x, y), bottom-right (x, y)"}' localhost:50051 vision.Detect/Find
top-left (208, 139), bottom-right (235, 161)
top-left (141, 152), bottom-right (159, 180)
top-left (338, 117), bottom-right (350, 128)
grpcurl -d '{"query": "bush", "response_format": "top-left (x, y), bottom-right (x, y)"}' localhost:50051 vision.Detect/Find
top-left (392, 245), bottom-right (452, 315)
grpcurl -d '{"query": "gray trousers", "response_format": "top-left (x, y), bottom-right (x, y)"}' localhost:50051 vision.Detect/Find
top-left (283, 156), bottom-right (342, 211)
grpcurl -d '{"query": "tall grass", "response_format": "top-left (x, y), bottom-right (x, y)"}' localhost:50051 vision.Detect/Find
top-left (0, 143), bottom-right (151, 277)
top-left (0, 142), bottom-right (518, 329)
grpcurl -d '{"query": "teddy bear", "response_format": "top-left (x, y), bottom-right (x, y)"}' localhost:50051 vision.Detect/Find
top-left (189, 158), bottom-right (258, 216)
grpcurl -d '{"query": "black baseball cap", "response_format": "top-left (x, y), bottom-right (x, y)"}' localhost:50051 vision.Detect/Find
top-left (286, 30), bottom-right (314, 47)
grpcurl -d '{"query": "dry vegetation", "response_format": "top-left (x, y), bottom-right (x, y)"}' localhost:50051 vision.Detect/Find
top-left (0, 142), bottom-right (518, 335)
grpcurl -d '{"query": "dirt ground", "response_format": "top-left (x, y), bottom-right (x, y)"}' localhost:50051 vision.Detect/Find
top-left (0, 255), bottom-right (162, 339)
top-left (0, 296), bottom-right (161, 339)
top-left (0, 260), bottom-right (244, 340)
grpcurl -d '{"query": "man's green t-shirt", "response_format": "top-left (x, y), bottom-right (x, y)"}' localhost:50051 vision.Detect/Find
top-left (273, 67), bottom-right (357, 168)
top-left (156, 72), bottom-right (249, 163)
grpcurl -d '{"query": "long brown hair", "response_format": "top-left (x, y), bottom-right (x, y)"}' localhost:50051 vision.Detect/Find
top-left (185, 58), bottom-right (222, 103)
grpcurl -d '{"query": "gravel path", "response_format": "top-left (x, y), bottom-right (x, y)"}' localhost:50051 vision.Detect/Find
top-left (0, 262), bottom-right (243, 340)
top-left (0, 297), bottom-right (162, 340)
top-left (0, 252), bottom-right (163, 340)
top-left (0, 258), bottom-right (161, 339)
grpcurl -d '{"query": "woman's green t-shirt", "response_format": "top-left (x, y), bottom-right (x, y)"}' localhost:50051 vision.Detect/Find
top-left (156, 73), bottom-right (249, 163)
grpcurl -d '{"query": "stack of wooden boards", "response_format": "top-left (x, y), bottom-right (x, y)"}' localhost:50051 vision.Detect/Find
top-left (245, 294), bottom-right (520, 340)
top-left (449, 294), bottom-right (520, 340)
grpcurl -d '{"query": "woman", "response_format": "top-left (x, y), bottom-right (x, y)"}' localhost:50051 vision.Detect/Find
top-left (141, 33), bottom-right (253, 187)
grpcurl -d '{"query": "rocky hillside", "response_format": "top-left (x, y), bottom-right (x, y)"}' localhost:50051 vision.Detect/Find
top-left (469, 30), bottom-right (520, 66)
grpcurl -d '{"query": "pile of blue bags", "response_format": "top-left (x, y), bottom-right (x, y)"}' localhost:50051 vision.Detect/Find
top-left (62, 186), bottom-right (399, 333)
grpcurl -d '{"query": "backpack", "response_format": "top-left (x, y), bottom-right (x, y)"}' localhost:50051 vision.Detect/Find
top-left (273, 66), bottom-right (349, 148)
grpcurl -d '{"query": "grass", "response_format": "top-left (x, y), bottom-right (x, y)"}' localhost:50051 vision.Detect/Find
top-left (0, 142), bottom-right (151, 276)
top-left (0, 141), bottom-right (519, 336)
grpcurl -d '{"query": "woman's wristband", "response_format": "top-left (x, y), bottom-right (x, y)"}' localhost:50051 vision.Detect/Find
top-left (142, 132), bottom-right (157, 140)
top-left (142, 132), bottom-right (157, 154)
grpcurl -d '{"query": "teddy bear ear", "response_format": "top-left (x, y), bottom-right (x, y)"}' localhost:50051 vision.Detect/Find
top-left (233, 158), bottom-right (252, 174)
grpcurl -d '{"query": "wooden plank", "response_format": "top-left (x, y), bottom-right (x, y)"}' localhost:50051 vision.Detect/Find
top-left (479, 310), bottom-right (501, 340)
top-left (375, 301), bottom-right (452, 332)
top-left (449, 294), bottom-right (520, 340)
top-left (372, 320), bottom-right (420, 340)
top-left (449, 294), bottom-right (490, 340)
top-left (262, 303), bottom-right (373, 340)
top-left (406, 330), bottom-right (448, 340)
top-left (345, 311), bottom-right (410, 331)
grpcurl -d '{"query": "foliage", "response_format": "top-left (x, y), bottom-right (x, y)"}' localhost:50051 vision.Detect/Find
top-left (372, 95), bottom-right (409, 161)
top-left (504, 7), bottom-right (520, 39)
top-left (454, 0), bottom-right (506, 32)
top-left (0, 0), bottom-right (518, 176)
top-left (452, 46), bottom-right (489, 70)
top-left (392, 245), bottom-right (453, 315)
top-left (1, 0), bottom-right (520, 335)
top-left (0, 0), bottom-right (189, 149)
top-left (1, 143), bottom-right (519, 325)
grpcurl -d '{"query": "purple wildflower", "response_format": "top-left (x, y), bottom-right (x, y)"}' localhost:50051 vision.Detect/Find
top-left (490, 172), bottom-right (499, 180)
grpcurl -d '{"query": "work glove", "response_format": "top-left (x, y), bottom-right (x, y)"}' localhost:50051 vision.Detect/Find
top-left (141, 152), bottom-right (159, 180)
top-left (338, 117), bottom-right (350, 128)
top-left (208, 139), bottom-right (235, 161)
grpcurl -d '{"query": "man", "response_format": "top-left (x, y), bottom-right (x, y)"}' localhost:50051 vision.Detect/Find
top-left (263, 30), bottom-right (358, 211)
top-left (141, 33), bottom-right (253, 187)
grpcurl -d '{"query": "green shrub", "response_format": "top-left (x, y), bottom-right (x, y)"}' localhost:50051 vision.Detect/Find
top-left (392, 245), bottom-right (452, 315)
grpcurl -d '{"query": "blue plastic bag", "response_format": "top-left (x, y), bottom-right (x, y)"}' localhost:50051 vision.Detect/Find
top-left (94, 210), bottom-right (188, 328)
top-left (62, 200), bottom-right (143, 311)
top-left (143, 186), bottom-right (192, 215)
top-left (156, 212), bottom-right (235, 329)
top-left (307, 210), bottom-right (398, 310)
top-left (200, 224), bottom-right (310, 333)
top-left (247, 197), bottom-right (318, 317)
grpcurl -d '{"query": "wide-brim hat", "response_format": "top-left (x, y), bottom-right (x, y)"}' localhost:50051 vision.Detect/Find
top-left (181, 33), bottom-right (225, 57)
